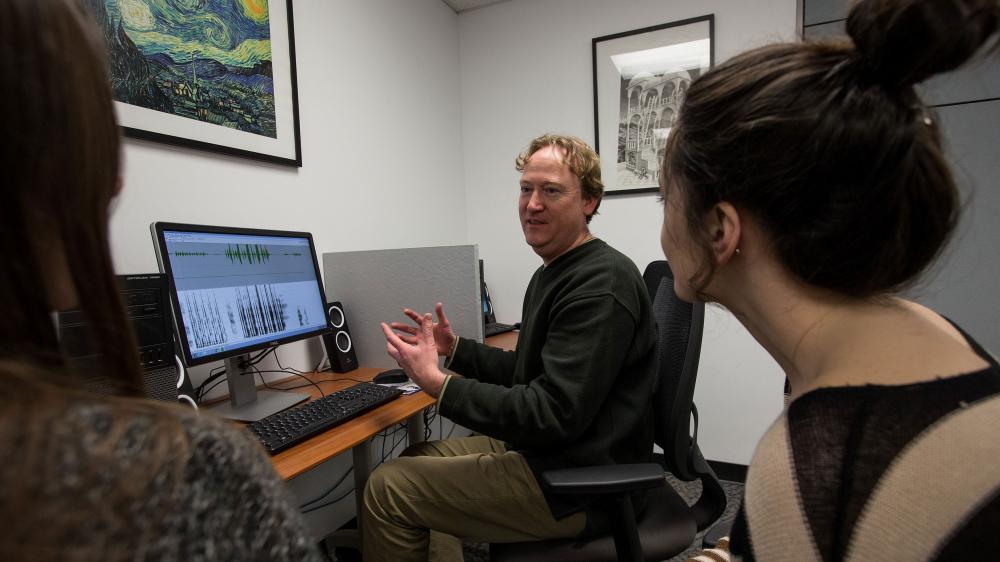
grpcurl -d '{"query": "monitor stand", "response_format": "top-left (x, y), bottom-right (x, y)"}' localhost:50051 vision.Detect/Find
top-left (209, 354), bottom-right (309, 422)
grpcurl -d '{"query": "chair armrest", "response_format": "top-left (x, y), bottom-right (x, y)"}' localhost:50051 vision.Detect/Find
top-left (541, 463), bottom-right (665, 495)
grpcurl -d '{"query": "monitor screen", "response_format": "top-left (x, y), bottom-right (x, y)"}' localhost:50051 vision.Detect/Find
top-left (152, 223), bottom-right (330, 366)
top-left (479, 259), bottom-right (495, 324)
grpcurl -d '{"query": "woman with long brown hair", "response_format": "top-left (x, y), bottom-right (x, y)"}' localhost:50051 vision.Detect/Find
top-left (0, 1), bottom-right (321, 559)
top-left (661, 0), bottom-right (999, 559)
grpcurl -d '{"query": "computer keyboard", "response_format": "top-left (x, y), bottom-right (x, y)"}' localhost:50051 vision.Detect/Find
top-left (484, 322), bottom-right (516, 337)
top-left (248, 382), bottom-right (403, 454)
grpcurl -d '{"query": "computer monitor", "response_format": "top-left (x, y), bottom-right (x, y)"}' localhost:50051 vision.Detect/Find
top-left (151, 222), bottom-right (330, 421)
top-left (480, 259), bottom-right (497, 325)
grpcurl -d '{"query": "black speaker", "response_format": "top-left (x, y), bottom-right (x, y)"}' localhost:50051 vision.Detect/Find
top-left (323, 301), bottom-right (358, 373)
top-left (174, 350), bottom-right (198, 409)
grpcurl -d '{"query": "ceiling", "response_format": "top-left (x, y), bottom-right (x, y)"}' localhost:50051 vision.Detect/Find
top-left (441, 0), bottom-right (513, 13)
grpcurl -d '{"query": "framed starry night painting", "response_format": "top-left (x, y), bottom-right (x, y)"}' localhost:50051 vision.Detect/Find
top-left (84, 0), bottom-right (302, 166)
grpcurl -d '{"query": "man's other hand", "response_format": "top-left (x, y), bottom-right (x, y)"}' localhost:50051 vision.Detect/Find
top-left (389, 302), bottom-right (458, 357)
top-left (382, 313), bottom-right (447, 397)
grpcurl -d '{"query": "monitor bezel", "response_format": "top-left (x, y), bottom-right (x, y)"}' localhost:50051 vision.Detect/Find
top-left (151, 221), bottom-right (331, 367)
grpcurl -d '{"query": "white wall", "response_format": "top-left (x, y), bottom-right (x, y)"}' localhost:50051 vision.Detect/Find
top-left (458, 0), bottom-right (796, 464)
top-left (110, 0), bottom-right (466, 388)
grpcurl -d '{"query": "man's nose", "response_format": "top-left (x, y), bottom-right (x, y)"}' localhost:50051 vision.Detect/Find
top-left (527, 190), bottom-right (544, 210)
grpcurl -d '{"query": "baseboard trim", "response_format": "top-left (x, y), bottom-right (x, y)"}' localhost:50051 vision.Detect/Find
top-left (708, 460), bottom-right (747, 483)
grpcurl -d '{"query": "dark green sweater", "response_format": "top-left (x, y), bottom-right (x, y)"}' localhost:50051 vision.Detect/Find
top-left (439, 240), bottom-right (657, 524)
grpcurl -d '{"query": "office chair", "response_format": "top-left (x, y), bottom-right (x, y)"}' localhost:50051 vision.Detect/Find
top-left (490, 260), bottom-right (727, 562)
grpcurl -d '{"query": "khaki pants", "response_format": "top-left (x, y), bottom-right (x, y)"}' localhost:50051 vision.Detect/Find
top-left (361, 436), bottom-right (586, 561)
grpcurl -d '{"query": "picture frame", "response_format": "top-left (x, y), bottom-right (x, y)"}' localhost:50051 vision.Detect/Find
top-left (86, 0), bottom-right (303, 167)
top-left (593, 15), bottom-right (714, 195)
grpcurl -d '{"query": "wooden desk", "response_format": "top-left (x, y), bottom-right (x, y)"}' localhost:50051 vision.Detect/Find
top-left (265, 332), bottom-right (518, 480)
top-left (486, 330), bottom-right (518, 352)
top-left (265, 367), bottom-right (434, 480)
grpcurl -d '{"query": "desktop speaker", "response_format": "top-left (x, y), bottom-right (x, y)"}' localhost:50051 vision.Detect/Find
top-left (323, 301), bottom-right (358, 373)
top-left (175, 351), bottom-right (198, 409)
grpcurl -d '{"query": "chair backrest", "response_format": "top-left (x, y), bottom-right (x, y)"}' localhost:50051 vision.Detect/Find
top-left (643, 261), bottom-right (725, 531)
top-left (642, 260), bottom-right (705, 480)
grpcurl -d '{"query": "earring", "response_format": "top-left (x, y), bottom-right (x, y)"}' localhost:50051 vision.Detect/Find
top-left (735, 247), bottom-right (742, 256)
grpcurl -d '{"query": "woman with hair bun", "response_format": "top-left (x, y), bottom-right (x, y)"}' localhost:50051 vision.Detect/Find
top-left (661, 0), bottom-right (999, 560)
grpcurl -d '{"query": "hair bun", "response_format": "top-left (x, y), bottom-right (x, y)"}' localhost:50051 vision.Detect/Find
top-left (846, 0), bottom-right (999, 90)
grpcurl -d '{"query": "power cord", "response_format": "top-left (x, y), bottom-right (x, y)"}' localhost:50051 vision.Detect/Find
top-left (299, 466), bottom-right (355, 510)
top-left (193, 348), bottom-right (271, 404)
top-left (194, 347), bottom-right (337, 404)
top-left (300, 423), bottom-right (411, 514)
top-left (253, 364), bottom-right (325, 397)
top-left (194, 365), bottom-right (227, 404)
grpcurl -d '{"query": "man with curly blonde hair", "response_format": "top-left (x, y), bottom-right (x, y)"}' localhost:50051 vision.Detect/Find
top-left (365, 134), bottom-right (656, 561)
top-left (515, 133), bottom-right (605, 224)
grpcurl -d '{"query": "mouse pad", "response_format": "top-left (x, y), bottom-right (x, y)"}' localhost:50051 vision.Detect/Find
top-left (376, 382), bottom-right (422, 395)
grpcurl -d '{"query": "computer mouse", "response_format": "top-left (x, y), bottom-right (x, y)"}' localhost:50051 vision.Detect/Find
top-left (373, 368), bottom-right (409, 384)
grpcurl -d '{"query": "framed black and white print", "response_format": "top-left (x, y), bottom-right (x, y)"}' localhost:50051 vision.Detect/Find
top-left (593, 15), bottom-right (714, 195)
top-left (85, 0), bottom-right (303, 167)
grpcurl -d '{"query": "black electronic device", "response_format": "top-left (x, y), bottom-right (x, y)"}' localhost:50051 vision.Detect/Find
top-left (373, 368), bottom-right (409, 384)
top-left (322, 301), bottom-right (358, 373)
top-left (151, 222), bottom-right (332, 422)
top-left (174, 343), bottom-right (198, 409)
top-left (57, 273), bottom-right (186, 403)
top-left (248, 382), bottom-right (403, 454)
top-left (484, 320), bottom-right (517, 337)
top-left (479, 259), bottom-right (516, 337)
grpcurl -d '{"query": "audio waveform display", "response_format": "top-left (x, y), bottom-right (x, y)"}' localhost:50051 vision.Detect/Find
top-left (170, 244), bottom-right (303, 265)
top-left (226, 243), bottom-right (270, 264)
top-left (173, 251), bottom-right (209, 257)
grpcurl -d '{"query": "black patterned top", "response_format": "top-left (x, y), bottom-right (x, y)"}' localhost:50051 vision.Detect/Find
top-left (728, 327), bottom-right (1000, 561)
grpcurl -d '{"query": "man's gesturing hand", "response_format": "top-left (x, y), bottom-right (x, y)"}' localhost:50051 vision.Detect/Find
top-left (388, 302), bottom-right (458, 357)
top-left (382, 312), bottom-right (447, 397)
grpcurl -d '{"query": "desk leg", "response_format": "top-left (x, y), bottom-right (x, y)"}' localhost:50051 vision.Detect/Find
top-left (320, 440), bottom-right (371, 554)
top-left (353, 439), bottom-right (372, 537)
top-left (321, 413), bottom-right (427, 555)
top-left (408, 410), bottom-right (426, 445)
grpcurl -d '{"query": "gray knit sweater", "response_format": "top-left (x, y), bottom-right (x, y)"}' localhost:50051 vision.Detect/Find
top-left (0, 398), bottom-right (323, 561)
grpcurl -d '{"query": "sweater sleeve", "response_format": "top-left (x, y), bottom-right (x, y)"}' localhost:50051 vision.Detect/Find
top-left (439, 293), bottom-right (636, 448)
top-left (177, 416), bottom-right (324, 561)
top-left (447, 336), bottom-right (518, 386)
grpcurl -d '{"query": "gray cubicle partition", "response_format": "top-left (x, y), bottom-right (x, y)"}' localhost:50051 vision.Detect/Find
top-left (322, 245), bottom-right (483, 370)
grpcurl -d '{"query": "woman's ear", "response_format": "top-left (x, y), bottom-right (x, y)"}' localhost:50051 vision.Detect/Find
top-left (709, 201), bottom-right (742, 265)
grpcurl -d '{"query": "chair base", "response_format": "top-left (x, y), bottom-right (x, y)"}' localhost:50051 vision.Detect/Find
top-left (490, 486), bottom-right (697, 562)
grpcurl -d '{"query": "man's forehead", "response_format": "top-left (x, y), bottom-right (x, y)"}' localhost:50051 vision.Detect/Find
top-left (528, 145), bottom-right (568, 163)
top-left (523, 147), bottom-right (573, 177)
